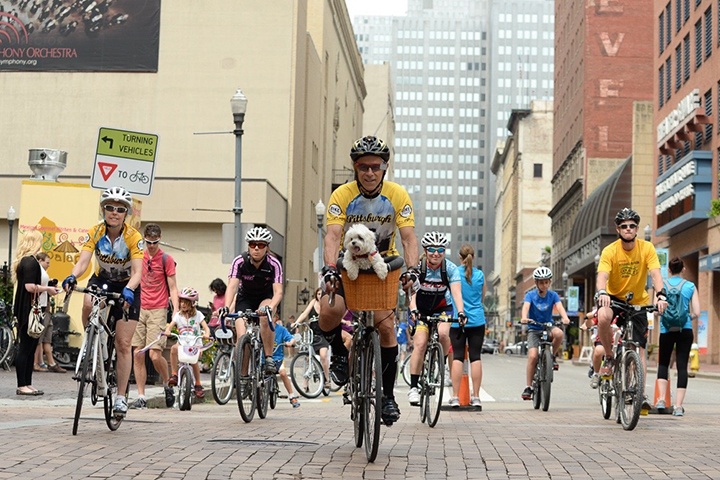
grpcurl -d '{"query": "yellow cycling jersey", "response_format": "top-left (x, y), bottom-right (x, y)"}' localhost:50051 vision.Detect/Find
top-left (82, 222), bottom-right (144, 282)
top-left (326, 180), bottom-right (414, 257)
top-left (597, 238), bottom-right (660, 305)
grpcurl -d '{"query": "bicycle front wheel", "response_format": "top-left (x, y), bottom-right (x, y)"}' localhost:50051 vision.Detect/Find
top-left (599, 378), bottom-right (612, 420)
top-left (269, 375), bottom-right (278, 409)
top-left (619, 349), bottom-right (644, 431)
top-left (73, 327), bottom-right (95, 436)
top-left (211, 350), bottom-right (235, 405)
top-left (103, 337), bottom-right (123, 431)
top-left (362, 329), bottom-right (382, 462)
top-left (179, 367), bottom-right (193, 411)
top-left (401, 355), bottom-right (411, 387)
top-left (425, 343), bottom-right (444, 428)
top-left (235, 334), bottom-right (256, 422)
top-left (290, 352), bottom-right (324, 399)
top-left (351, 340), bottom-right (364, 449)
top-left (541, 348), bottom-right (553, 412)
top-left (257, 372), bottom-right (269, 419)
top-left (0, 324), bottom-right (14, 367)
top-left (532, 363), bottom-right (541, 410)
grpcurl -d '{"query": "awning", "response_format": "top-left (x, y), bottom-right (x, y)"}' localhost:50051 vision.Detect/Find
top-left (699, 253), bottom-right (720, 271)
top-left (564, 157), bottom-right (632, 275)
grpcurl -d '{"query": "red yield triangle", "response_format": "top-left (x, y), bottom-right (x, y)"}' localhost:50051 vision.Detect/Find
top-left (98, 162), bottom-right (117, 181)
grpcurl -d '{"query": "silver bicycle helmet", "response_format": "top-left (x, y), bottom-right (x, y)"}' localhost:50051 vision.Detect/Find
top-left (349, 136), bottom-right (390, 162)
top-left (614, 208), bottom-right (640, 225)
top-left (533, 266), bottom-right (553, 280)
top-left (100, 187), bottom-right (132, 209)
top-left (245, 226), bottom-right (273, 244)
top-left (421, 231), bottom-right (449, 248)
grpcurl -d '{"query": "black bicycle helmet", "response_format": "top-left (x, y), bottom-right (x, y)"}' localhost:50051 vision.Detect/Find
top-left (614, 208), bottom-right (640, 226)
top-left (349, 136), bottom-right (390, 162)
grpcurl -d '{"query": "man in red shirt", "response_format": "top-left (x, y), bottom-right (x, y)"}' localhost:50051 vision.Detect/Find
top-left (130, 224), bottom-right (179, 408)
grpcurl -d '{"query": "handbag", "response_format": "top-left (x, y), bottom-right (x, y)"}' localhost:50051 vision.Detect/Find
top-left (27, 295), bottom-right (45, 339)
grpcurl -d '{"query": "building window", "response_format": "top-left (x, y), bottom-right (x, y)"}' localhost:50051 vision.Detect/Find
top-left (666, 3), bottom-right (672, 46)
top-left (684, 0), bottom-right (690, 23)
top-left (533, 163), bottom-right (542, 178)
top-left (659, 66), bottom-right (665, 107)
top-left (675, 44), bottom-right (682, 91)
top-left (683, 34), bottom-right (690, 81)
top-left (705, 89), bottom-right (713, 141)
top-left (704, 7), bottom-right (712, 59)
top-left (695, 20), bottom-right (702, 70)
top-left (676, 0), bottom-right (682, 32)
top-left (659, 11), bottom-right (665, 55)
top-left (665, 57), bottom-right (672, 102)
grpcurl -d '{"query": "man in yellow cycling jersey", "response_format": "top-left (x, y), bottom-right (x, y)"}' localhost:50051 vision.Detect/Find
top-left (63, 187), bottom-right (144, 418)
top-left (319, 135), bottom-right (419, 426)
top-left (595, 208), bottom-right (667, 405)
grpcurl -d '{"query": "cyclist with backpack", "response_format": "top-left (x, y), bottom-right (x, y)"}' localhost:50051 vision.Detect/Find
top-left (655, 257), bottom-right (700, 416)
top-left (406, 232), bottom-right (466, 407)
top-left (218, 227), bottom-right (284, 375)
top-left (130, 223), bottom-right (179, 409)
top-left (595, 208), bottom-right (668, 407)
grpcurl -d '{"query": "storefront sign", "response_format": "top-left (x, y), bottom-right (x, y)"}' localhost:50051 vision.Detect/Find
top-left (656, 161), bottom-right (696, 197)
top-left (657, 89), bottom-right (700, 145)
top-left (656, 184), bottom-right (694, 214)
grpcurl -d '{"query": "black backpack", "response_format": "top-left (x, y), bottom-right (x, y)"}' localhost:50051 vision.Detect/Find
top-left (660, 279), bottom-right (688, 332)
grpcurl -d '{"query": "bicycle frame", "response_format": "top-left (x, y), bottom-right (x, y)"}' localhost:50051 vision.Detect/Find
top-left (526, 320), bottom-right (561, 412)
top-left (415, 313), bottom-right (453, 427)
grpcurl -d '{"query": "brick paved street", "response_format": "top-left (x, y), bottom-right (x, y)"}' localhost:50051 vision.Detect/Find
top-left (1, 355), bottom-right (719, 479)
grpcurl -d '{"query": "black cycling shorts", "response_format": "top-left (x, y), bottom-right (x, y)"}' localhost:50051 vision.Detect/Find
top-left (608, 295), bottom-right (648, 349)
top-left (87, 275), bottom-right (140, 321)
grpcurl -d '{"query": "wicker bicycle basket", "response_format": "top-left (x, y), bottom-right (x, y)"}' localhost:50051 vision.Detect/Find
top-left (340, 268), bottom-right (401, 311)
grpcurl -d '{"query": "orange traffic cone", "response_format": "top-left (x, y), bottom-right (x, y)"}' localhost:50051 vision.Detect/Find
top-left (653, 378), bottom-right (671, 408)
top-left (458, 347), bottom-right (470, 406)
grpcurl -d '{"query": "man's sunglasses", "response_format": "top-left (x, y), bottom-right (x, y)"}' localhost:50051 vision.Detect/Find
top-left (619, 224), bottom-right (637, 230)
top-left (356, 163), bottom-right (387, 173)
top-left (144, 239), bottom-right (160, 245)
top-left (249, 242), bottom-right (268, 249)
top-left (103, 204), bottom-right (128, 214)
top-left (426, 247), bottom-right (446, 254)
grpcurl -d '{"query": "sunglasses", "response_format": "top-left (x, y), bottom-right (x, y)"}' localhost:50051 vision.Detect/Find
top-left (356, 163), bottom-right (387, 173)
top-left (103, 204), bottom-right (128, 214)
top-left (248, 242), bottom-right (268, 249)
top-left (146, 260), bottom-right (153, 272)
top-left (144, 239), bottom-right (160, 245)
top-left (619, 224), bottom-right (637, 230)
top-left (426, 247), bottom-right (446, 254)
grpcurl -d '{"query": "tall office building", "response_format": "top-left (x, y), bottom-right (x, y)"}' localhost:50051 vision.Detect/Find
top-left (352, 0), bottom-right (554, 273)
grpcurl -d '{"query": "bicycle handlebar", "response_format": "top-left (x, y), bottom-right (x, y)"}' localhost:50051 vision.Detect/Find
top-left (524, 319), bottom-right (564, 328)
top-left (220, 306), bottom-right (275, 333)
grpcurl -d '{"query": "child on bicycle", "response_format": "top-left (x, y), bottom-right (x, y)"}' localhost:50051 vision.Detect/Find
top-left (165, 287), bottom-right (211, 399)
top-left (520, 267), bottom-right (570, 400)
top-left (272, 316), bottom-right (301, 408)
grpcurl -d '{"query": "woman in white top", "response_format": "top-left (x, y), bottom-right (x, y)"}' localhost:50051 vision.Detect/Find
top-left (33, 252), bottom-right (66, 373)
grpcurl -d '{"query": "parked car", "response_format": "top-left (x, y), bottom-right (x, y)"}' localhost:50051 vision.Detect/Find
top-left (482, 339), bottom-right (499, 354)
top-left (504, 341), bottom-right (528, 355)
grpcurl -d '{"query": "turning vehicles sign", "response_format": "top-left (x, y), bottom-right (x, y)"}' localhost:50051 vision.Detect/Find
top-left (91, 127), bottom-right (159, 196)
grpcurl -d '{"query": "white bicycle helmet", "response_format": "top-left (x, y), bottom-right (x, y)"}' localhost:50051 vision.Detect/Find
top-left (100, 186), bottom-right (132, 209)
top-left (421, 231), bottom-right (449, 248)
top-left (245, 226), bottom-right (273, 244)
top-left (179, 287), bottom-right (199, 305)
top-left (533, 266), bottom-right (553, 280)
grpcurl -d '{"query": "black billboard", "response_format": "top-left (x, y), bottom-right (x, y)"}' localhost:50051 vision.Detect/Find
top-left (0, 0), bottom-right (160, 72)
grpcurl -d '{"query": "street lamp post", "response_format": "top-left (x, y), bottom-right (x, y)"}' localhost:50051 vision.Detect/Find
top-left (315, 200), bottom-right (325, 269)
top-left (644, 224), bottom-right (652, 242)
top-left (7, 206), bottom-right (16, 276)
top-left (231, 89), bottom-right (248, 257)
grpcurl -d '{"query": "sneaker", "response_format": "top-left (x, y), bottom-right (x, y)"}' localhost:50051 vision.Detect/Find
top-left (238, 377), bottom-right (251, 399)
top-left (129, 397), bottom-right (147, 410)
top-left (289, 395), bottom-right (301, 408)
top-left (641, 395), bottom-right (652, 411)
top-left (407, 387), bottom-right (421, 406)
top-left (590, 373), bottom-right (600, 389)
top-left (448, 397), bottom-right (460, 408)
top-left (194, 385), bottom-right (205, 398)
top-left (168, 374), bottom-right (178, 386)
top-left (599, 359), bottom-right (613, 378)
top-left (444, 366), bottom-right (452, 386)
top-left (33, 363), bottom-right (48, 372)
top-left (264, 357), bottom-right (277, 375)
top-left (48, 364), bottom-right (66, 373)
top-left (521, 387), bottom-right (533, 400)
top-left (672, 405), bottom-right (685, 416)
top-left (164, 386), bottom-right (175, 408)
top-left (553, 359), bottom-right (559, 371)
top-left (655, 399), bottom-right (666, 412)
top-left (381, 397), bottom-right (401, 426)
top-left (113, 397), bottom-right (128, 417)
top-left (470, 396), bottom-right (482, 408)
top-left (329, 355), bottom-right (349, 386)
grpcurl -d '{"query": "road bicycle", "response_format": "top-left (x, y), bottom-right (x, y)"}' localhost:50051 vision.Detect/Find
top-left (221, 306), bottom-right (274, 423)
top-left (400, 343), bottom-right (414, 387)
top-left (598, 295), bottom-right (656, 431)
top-left (290, 321), bottom-right (327, 398)
top-left (211, 320), bottom-right (236, 405)
top-left (332, 255), bottom-right (404, 463)
top-left (68, 285), bottom-right (125, 436)
top-left (0, 299), bottom-right (18, 370)
top-left (525, 320), bottom-right (563, 412)
top-left (414, 313), bottom-right (454, 427)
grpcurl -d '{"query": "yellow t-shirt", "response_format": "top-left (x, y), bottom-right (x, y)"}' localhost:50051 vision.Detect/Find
top-left (82, 222), bottom-right (144, 282)
top-left (326, 181), bottom-right (414, 257)
top-left (597, 238), bottom-right (660, 305)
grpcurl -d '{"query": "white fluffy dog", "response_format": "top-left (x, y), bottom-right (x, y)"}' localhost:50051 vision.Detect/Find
top-left (343, 224), bottom-right (388, 281)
